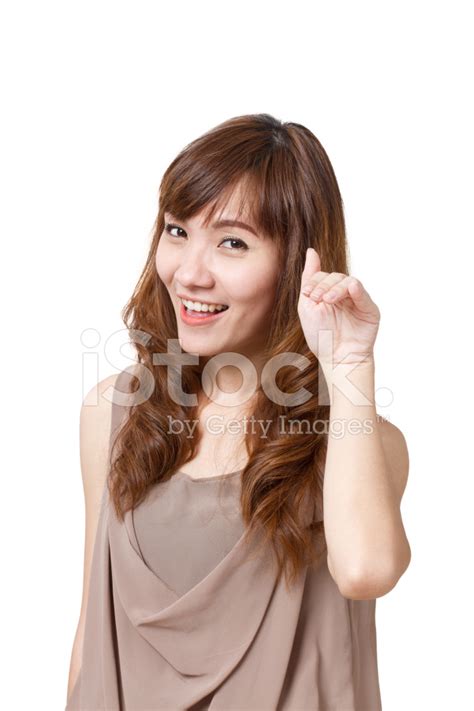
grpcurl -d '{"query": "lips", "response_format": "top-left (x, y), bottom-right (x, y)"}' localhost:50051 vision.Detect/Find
top-left (179, 302), bottom-right (229, 326)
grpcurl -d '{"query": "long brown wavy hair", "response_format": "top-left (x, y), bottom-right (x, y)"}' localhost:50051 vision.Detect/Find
top-left (108, 113), bottom-right (349, 590)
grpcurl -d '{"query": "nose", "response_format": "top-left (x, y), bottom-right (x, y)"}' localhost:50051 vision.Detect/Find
top-left (174, 244), bottom-right (215, 291)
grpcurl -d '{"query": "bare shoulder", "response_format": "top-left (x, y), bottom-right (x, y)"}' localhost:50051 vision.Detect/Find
top-left (82, 371), bottom-right (121, 410)
top-left (80, 372), bottom-right (121, 496)
top-left (81, 372), bottom-right (120, 436)
top-left (377, 415), bottom-right (410, 505)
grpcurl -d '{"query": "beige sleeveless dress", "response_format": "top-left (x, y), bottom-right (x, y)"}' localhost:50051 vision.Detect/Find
top-left (65, 368), bottom-right (382, 710)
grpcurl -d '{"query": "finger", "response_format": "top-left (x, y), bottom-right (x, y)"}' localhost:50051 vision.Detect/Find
top-left (302, 272), bottom-right (330, 295)
top-left (347, 278), bottom-right (374, 306)
top-left (323, 277), bottom-right (368, 304)
top-left (302, 249), bottom-right (329, 295)
top-left (322, 281), bottom-right (351, 302)
top-left (301, 247), bottom-right (321, 284)
top-left (306, 273), bottom-right (347, 301)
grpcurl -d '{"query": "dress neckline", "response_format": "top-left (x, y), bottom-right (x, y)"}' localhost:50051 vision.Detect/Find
top-left (174, 468), bottom-right (243, 482)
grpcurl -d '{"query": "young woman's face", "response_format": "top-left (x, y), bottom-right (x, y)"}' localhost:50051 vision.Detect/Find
top-left (155, 186), bottom-right (281, 360)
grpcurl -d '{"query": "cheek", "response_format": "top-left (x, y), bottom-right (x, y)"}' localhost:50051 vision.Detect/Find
top-left (254, 291), bottom-right (277, 318)
top-left (155, 240), bottom-right (175, 285)
top-left (231, 269), bottom-right (278, 315)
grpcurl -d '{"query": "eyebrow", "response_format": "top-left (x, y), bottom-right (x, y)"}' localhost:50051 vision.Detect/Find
top-left (212, 219), bottom-right (259, 237)
top-left (165, 213), bottom-right (259, 238)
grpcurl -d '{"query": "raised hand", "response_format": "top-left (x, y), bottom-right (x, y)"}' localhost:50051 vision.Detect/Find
top-left (298, 247), bottom-right (381, 369)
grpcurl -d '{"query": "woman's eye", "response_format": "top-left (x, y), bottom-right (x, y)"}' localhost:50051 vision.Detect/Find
top-left (220, 237), bottom-right (248, 251)
top-left (165, 223), bottom-right (186, 238)
top-left (165, 223), bottom-right (248, 251)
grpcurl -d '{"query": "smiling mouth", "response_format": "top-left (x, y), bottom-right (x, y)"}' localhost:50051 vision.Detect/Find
top-left (179, 302), bottom-right (230, 324)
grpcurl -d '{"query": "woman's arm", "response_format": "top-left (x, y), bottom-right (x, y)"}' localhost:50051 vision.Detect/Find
top-left (66, 373), bottom-right (117, 703)
top-left (323, 358), bottom-right (411, 600)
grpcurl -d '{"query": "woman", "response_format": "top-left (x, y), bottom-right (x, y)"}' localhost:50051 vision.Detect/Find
top-left (66, 113), bottom-right (411, 710)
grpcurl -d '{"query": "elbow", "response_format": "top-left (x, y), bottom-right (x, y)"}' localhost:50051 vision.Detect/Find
top-left (338, 571), bottom-right (397, 600)
top-left (337, 547), bottom-right (412, 600)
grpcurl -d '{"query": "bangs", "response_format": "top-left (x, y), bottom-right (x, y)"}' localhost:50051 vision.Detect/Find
top-left (199, 175), bottom-right (260, 233)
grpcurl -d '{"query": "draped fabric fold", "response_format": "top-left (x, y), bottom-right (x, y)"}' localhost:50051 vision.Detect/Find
top-left (110, 500), bottom-right (280, 678)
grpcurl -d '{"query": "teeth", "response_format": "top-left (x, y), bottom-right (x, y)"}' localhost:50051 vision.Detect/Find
top-left (182, 298), bottom-right (228, 313)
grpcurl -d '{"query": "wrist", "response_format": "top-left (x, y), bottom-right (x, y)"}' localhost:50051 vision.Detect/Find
top-left (319, 354), bottom-right (375, 377)
top-left (319, 356), bottom-right (376, 407)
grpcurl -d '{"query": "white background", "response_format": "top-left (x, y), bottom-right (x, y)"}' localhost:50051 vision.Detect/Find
top-left (1, 1), bottom-right (472, 709)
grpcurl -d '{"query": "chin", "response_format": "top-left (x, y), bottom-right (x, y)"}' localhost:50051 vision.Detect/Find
top-left (177, 334), bottom-right (221, 356)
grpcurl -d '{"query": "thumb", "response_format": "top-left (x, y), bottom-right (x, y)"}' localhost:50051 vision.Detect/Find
top-left (302, 247), bottom-right (321, 282)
